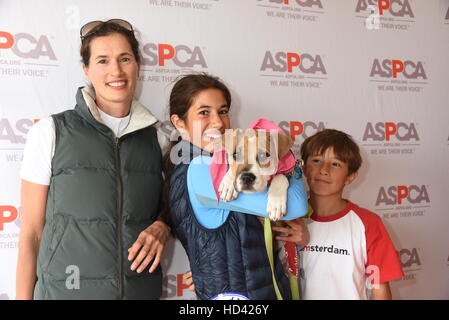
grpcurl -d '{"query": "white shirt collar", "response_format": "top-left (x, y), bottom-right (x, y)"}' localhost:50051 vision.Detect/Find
top-left (80, 86), bottom-right (159, 137)
top-left (97, 107), bottom-right (130, 138)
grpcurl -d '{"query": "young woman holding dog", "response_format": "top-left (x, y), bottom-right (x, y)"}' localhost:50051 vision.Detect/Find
top-left (16, 19), bottom-right (170, 299)
top-left (165, 73), bottom-right (309, 300)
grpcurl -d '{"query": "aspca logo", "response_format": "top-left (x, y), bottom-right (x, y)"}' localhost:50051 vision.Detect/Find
top-left (0, 31), bottom-right (56, 60)
top-left (141, 43), bottom-right (207, 68)
top-left (375, 185), bottom-right (430, 206)
top-left (257, 0), bottom-right (323, 8)
top-left (400, 248), bottom-right (421, 268)
top-left (362, 122), bottom-right (419, 142)
top-left (278, 120), bottom-right (325, 141)
top-left (355, 0), bottom-right (414, 17)
top-left (370, 59), bottom-right (427, 80)
top-left (0, 118), bottom-right (39, 144)
top-left (261, 51), bottom-right (326, 74)
top-left (161, 273), bottom-right (193, 299)
top-left (0, 205), bottom-right (20, 231)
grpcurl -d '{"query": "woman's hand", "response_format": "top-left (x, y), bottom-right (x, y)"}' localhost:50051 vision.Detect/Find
top-left (271, 218), bottom-right (310, 247)
top-left (182, 271), bottom-right (195, 292)
top-left (128, 220), bottom-right (170, 273)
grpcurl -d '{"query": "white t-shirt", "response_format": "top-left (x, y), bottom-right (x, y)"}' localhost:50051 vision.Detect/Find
top-left (20, 98), bottom-right (168, 186)
top-left (299, 201), bottom-right (403, 300)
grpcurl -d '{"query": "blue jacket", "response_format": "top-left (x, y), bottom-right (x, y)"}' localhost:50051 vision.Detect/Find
top-left (168, 141), bottom-right (291, 300)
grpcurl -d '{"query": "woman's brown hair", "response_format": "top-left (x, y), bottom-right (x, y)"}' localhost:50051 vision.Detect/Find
top-left (80, 21), bottom-right (140, 67)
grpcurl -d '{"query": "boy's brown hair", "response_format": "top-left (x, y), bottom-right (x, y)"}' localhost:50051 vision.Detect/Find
top-left (300, 129), bottom-right (362, 175)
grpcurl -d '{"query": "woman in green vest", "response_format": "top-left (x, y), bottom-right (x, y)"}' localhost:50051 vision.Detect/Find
top-left (16, 19), bottom-right (170, 299)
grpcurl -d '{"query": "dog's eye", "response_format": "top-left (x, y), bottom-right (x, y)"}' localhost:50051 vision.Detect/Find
top-left (257, 151), bottom-right (271, 163)
top-left (233, 151), bottom-right (243, 162)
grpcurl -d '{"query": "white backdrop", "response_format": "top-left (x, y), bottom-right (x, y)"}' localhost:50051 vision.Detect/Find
top-left (1, 0), bottom-right (448, 300)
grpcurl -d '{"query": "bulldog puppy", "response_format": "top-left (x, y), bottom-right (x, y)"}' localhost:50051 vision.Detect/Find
top-left (218, 129), bottom-right (294, 221)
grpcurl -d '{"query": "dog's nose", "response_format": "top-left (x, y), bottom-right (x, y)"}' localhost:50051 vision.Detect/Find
top-left (241, 172), bottom-right (256, 186)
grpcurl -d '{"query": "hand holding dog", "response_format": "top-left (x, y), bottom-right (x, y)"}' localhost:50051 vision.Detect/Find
top-left (271, 218), bottom-right (310, 247)
top-left (128, 220), bottom-right (170, 273)
top-left (183, 271), bottom-right (196, 292)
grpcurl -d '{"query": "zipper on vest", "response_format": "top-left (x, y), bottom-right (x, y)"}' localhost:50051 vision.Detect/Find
top-left (115, 137), bottom-right (124, 300)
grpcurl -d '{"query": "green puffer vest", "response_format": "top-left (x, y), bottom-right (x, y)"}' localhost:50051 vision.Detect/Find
top-left (33, 87), bottom-right (163, 300)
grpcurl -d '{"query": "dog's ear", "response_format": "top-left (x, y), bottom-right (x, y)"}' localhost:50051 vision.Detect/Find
top-left (221, 129), bottom-right (238, 155)
top-left (276, 132), bottom-right (294, 159)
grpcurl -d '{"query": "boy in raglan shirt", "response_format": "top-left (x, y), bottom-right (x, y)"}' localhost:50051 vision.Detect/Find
top-left (298, 129), bottom-right (403, 300)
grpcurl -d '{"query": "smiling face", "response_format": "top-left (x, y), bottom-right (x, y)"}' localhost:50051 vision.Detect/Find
top-left (171, 88), bottom-right (231, 153)
top-left (303, 147), bottom-right (357, 198)
top-left (82, 32), bottom-right (139, 116)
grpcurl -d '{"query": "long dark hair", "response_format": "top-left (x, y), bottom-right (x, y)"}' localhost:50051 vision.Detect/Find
top-left (161, 73), bottom-right (232, 228)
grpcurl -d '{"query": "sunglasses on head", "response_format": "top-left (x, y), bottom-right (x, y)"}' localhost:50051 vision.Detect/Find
top-left (80, 19), bottom-right (134, 39)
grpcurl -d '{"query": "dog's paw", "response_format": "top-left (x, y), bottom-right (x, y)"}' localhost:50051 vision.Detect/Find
top-left (267, 193), bottom-right (287, 221)
top-left (218, 172), bottom-right (238, 202)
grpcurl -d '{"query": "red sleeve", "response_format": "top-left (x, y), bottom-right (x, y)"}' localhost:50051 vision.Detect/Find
top-left (353, 204), bottom-right (404, 283)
